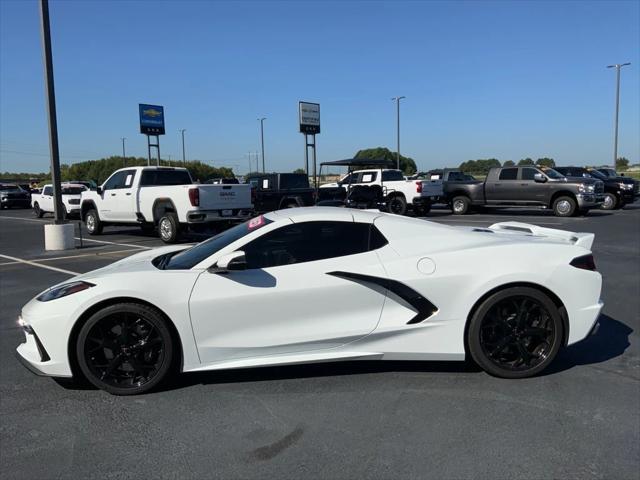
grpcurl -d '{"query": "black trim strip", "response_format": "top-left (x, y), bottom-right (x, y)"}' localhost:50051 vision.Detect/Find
top-left (327, 271), bottom-right (437, 324)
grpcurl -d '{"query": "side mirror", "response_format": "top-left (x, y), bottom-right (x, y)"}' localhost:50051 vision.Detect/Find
top-left (96, 186), bottom-right (103, 195)
top-left (620, 173), bottom-right (625, 177)
top-left (211, 251), bottom-right (246, 273)
top-left (533, 173), bottom-right (547, 183)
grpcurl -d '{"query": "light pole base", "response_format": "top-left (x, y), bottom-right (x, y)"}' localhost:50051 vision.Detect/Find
top-left (44, 223), bottom-right (74, 251)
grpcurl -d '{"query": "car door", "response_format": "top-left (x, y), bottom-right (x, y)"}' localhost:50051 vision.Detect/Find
top-left (188, 220), bottom-right (388, 364)
top-left (486, 167), bottom-right (518, 203)
top-left (518, 167), bottom-right (548, 205)
top-left (99, 170), bottom-right (137, 221)
top-left (40, 185), bottom-right (54, 212)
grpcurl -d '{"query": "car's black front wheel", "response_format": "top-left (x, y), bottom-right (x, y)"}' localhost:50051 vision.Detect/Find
top-left (33, 202), bottom-right (44, 218)
top-left (387, 195), bottom-right (407, 215)
top-left (467, 287), bottom-right (563, 379)
top-left (76, 303), bottom-right (174, 395)
top-left (601, 193), bottom-right (618, 210)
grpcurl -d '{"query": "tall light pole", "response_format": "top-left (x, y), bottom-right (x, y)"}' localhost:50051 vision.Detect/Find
top-left (391, 96), bottom-right (405, 171)
top-left (121, 137), bottom-right (126, 167)
top-left (258, 117), bottom-right (266, 173)
top-left (39, 0), bottom-right (64, 225)
top-left (606, 63), bottom-right (631, 166)
top-left (179, 129), bottom-right (186, 165)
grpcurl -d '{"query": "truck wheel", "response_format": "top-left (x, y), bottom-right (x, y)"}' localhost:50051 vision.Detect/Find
top-left (158, 213), bottom-right (180, 243)
top-left (552, 196), bottom-right (576, 217)
top-left (85, 209), bottom-right (103, 235)
top-left (451, 196), bottom-right (471, 215)
top-left (601, 193), bottom-right (618, 210)
top-left (387, 195), bottom-right (407, 215)
top-left (33, 203), bottom-right (44, 218)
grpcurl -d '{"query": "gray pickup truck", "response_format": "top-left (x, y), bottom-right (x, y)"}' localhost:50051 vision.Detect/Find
top-left (444, 166), bottom-right (604, 217)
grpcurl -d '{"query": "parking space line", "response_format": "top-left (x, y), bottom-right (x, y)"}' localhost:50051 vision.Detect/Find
top-left (74, 237), bottom-right (152, 249)
top-left (0, 248), bottom-right (142, 266)
top-left (0, 254), bottom-right (79, 275)
top-left (0, 215), bottom-right (47, 223)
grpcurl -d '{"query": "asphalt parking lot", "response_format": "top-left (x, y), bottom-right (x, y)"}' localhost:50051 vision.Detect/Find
top-left (1, 206), bottom-right (638, 479)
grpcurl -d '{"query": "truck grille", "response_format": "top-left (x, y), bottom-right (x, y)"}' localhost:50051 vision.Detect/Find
top-left (594, 181), bottom-right (604, 194)
top-left (634, 181), bottom-right (639, 195)
top-left (68, 198), bottom-right (80, 205)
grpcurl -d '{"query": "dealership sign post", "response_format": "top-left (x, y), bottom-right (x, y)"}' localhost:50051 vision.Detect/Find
top-left (139, 104), bottom-right (165, 166)
top-left (299, 101), bottom-right (320, 187)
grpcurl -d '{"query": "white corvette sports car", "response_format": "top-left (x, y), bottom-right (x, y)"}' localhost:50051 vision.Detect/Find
top-left (17, 207), bottom-right (603, 395)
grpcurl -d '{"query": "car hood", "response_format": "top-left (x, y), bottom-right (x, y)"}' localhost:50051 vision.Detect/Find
top-left (75, 244), bottom-right (191, 280)
top-left (552, 177), bottom-right (599, 185)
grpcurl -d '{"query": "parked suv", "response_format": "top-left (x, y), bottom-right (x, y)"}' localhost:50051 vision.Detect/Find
top-left (443, 166), bottom-right (604, 217)
top-left (246, 173), bottom-right (315, 213)
top-left (555, 166), bottom-right (638, 210)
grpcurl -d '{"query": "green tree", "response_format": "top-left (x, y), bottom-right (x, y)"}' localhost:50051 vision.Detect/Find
top-left (518, 158), bottom-right (534, 166)
top-left (459, 159), bottom-right (501, 175)
top-left (353, 147), bottom-right (417, 174)
top-left (292, 168), bottom-right (306, 174)
top-left (536, 157), bottom-right (555, 168)
top-left (503, 160), bottom-right (515, 167)
top-left (616, 157), bottom-right (630, 171)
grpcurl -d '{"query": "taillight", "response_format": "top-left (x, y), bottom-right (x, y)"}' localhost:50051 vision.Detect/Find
top-left (570, 254), bottom-right (596, 271)
top-left (416, 181), bottom-right (422, 193)
top-left (188, 188), bottom-right (199, 207)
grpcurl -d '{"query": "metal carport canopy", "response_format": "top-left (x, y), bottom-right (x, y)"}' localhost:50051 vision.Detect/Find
top-left (319, 158), bottom-right (397, 168)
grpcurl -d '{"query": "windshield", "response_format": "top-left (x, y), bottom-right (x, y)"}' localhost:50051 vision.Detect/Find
top-left (540, 167), bottom-right (565, 180)
top-left (599, 168), bottom-right (617, 177)
top-left (161, 215), bottom-right (273, 270)
top-left (588, 169), bottom-right (606, 180)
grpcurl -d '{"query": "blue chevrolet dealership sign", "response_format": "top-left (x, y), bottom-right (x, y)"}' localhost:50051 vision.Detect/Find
top-left (139, 104), bottom-right (165, 135)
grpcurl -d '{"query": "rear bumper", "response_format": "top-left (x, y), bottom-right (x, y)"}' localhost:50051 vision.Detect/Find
top-left (567, 299), bottom-right (604, 345)
top-left (412, 196), bottom-right (432, 207)
top-left (576, 194), bottom-right (604, 209)
top-left (186, 208), bottom-right (253, 223)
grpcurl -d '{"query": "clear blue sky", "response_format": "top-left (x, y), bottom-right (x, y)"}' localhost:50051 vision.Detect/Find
top-left (1, 0), bottom-right (638, 174)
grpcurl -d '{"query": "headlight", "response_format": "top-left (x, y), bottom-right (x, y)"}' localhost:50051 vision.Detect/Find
top-left (578, 184), bottom-right (595, 193)
top-left (37, 281), bottom-right (95, 302)
top-left (619, 183), bottom-right (633, 190)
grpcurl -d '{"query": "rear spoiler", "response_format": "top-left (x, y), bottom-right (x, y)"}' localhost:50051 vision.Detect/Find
top-left (488, 221), bottom-right (595, 250)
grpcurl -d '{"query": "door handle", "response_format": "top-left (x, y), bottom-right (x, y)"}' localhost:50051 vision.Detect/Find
top-left (110, 193), bottom-right (116, 196)
top-left (125, 192), bottom-right (131, 196)
top-left (520, 183), bottom-right (528, 186)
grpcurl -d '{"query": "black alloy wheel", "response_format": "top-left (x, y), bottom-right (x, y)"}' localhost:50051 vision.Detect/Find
top-left (468, 287), bottom-right (563, 378)
top-left (76, 303), bottom-right (173, 395)
top-left (387, 195), bottom-right (407, 215)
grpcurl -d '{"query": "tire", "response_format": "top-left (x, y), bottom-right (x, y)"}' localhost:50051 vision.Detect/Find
top-left (387, 195), bottom-right (407, 215)
top-left (467, 287), bottom-right (564, 379)
top-left (76, 302), bottom-right (174, 395)
top-left (33, 203), bottom-right (44, 218)
top-left (552, 195), bottom-right (577, 217)
top-left (85, 209), bottom-right (103, 235)
top-left (451, 196), bottom-right (471, 215)
top-left (158, 212), bottom-right (180, 243)
top-left (601, 193), bottom-right (618, 210)
top-left (62, 205), bottom-right (68, 220)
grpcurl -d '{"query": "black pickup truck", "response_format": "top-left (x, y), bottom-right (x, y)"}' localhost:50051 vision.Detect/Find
top-left (246, 173), bottom-right (315, 213)
top-left (444, 166), bottom-right (604, 217)
top-left (555, 166), bottom-right (638, 210)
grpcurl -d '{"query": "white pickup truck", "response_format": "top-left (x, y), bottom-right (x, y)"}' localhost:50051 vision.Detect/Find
top-left (320, 169), bottom-right (440, 215)
top-left (32, 183), bottom-right (87, 218)
top-left (80, 166), bottom-right (253, 243)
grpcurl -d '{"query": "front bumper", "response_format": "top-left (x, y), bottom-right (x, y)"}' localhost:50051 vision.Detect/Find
top-left (1, 198), bottom-right (31, 208)
top-left (186, 208), bottom-right (253, 223)
top-left (15, 316), bottom-right (72, 378)
top-left (619, 190), bottom-right (637, 204)
top-left (576, 193), bottom-right (604, 209)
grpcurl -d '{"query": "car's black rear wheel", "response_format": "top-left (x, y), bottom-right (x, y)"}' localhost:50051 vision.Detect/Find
top-left (468, 287), bottom-right (563, 378)
top-left (76, 303), bottom-right (174, 395)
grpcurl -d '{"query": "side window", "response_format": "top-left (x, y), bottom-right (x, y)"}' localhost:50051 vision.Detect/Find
top-left (261, 178), bottom-right (270, 189)
top-left (341, 172), bottom-right (360, 184)
top-left (242, 221), bottom-right (378, 269)
top-left (499, 168), bottom-right (518, 181)
top-left (382, 171), bottom-right (404, 182)
top-left (103, 171), bottom-right (127, 190)
top-left (360, 172), bottom-right (377, 183)
top-left (43, 186), bottom-right (52, 196)
top-left (521, 168), bottom-right (539, 181)
top-left (123, 172), bottom-right (134, 188)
